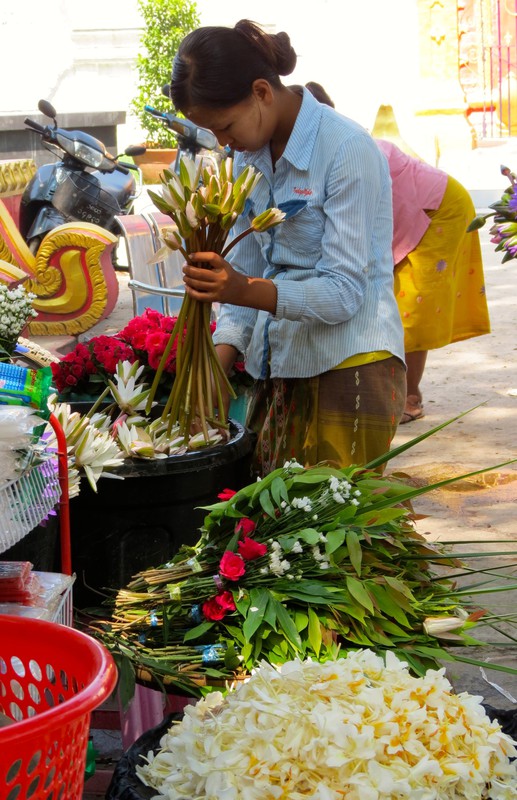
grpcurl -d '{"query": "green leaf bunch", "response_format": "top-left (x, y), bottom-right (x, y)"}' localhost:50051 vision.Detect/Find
top-left (131, 0), bottom-right (200, 148)
top-left (91, 413), bottom-right (517, 698)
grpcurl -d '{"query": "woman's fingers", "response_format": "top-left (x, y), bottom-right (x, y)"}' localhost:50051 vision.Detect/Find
top-left (183, 252), bottom-right (245, 304)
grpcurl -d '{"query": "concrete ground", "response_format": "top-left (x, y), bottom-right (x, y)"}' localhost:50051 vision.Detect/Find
top-left (32, 186), bottom-right (515, 797)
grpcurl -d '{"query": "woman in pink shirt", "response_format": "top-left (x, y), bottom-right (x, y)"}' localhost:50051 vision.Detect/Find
top-left (375, 139), bottom-right (489, 422)
top-left (306, 83), bottom-right (490, 423)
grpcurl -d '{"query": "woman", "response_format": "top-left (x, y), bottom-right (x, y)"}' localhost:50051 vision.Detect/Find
top-left (375, 138), bottom-right (490, 423)
top-left (170, 20), bottom-right (406, 475)
top-left (305, 82), bottom-right (490, 424)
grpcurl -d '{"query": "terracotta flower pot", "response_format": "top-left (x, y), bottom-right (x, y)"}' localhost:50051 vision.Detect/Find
top-left (133, 148), bottom-right (177, 184)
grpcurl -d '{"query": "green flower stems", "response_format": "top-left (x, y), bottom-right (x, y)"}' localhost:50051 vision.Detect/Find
top-left (145, 231), bottom-right (235, 444)
top-left (144, 160), bottom-right (285, 446)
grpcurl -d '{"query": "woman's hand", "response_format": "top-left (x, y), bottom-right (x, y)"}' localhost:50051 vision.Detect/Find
top-left (183, 252), bottom-right (246, 305)
top-left (184, 252), bottom-right (278, 313)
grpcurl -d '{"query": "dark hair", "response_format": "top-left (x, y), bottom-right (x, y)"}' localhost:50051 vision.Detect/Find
top-left (305, 82), bottom-right (335, 108)
top-left (170, 19), bottom-right (297, 111)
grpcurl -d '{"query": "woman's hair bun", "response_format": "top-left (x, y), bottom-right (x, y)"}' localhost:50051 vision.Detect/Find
top-left (235, 19), bottom-right (297, 77)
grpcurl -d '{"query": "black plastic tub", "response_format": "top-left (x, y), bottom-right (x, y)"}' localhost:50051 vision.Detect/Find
top-left (68, 421), bottom-right (256, 608)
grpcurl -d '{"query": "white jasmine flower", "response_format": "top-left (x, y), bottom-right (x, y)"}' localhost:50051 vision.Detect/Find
top-left (329, 475), bottom-right (340, 492)
top-left (312, 546), bottom-right (324, 562)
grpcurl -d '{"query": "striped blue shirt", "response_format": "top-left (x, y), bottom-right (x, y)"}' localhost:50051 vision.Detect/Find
top-left (212, 88), bottom-right (405, 379)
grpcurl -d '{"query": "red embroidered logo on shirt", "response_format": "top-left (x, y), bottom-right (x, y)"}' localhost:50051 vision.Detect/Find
top-left (294, 187), bottom-right (312, 196)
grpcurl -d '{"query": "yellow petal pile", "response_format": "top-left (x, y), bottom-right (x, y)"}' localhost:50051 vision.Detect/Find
top-left (136, 650), bottom-right (517, 799)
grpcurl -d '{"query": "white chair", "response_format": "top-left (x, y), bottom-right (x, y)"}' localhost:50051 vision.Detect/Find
top-left (115, 211), bottom-right (186, 318)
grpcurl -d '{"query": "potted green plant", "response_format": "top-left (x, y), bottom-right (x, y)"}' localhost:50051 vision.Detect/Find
top-left (130, 0), bottom-right (200, 183)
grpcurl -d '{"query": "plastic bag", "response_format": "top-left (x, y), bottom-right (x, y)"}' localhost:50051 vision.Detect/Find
top-left (0, 363), bottom-right (52, 411)
top-left (106, 712), bottom-right (182, 800)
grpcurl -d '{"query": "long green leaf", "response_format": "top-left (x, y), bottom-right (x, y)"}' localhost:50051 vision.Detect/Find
top-left (243, 588), bottom-right (270, 640)
top-left (259, 488), bottom-right (276, 518)
top-left (271, 476), bottom-right (290, 507)
top-left (113, 653), bottom-right (136, 713)
top-left (364, 405), bottom-right (488, 470)
top-left (370, 460), bottom-right (517, 511)
top-left (183, 621), bottom-right (214, 642)
top-left (346, 576), bottom-right (374, 613)
top-left (325, 528), bottom-right (347, 555)
top-left (308, 606), bottom-right (322, 657)
top-left (273, 599), bottom-right (303, 651)
top-left (346, 530), bottom-right (363, 576)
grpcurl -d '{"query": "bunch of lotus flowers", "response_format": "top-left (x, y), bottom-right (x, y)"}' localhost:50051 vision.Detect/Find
top-left (145, 155), bottom-right (285, 443)
top-left (468, 164), bottom-right (517, 262)
top-left (46, 360), bottom-right (225, 496)
top-left (136, 650), bottom-right (517, 800)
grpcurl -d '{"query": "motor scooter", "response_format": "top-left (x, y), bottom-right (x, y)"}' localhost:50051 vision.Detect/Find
top-left (20, 99), bottom-right (146, 255)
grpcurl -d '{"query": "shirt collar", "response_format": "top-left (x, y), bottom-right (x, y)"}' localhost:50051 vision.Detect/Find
top-left (282, 88), bottom-right (322, 170)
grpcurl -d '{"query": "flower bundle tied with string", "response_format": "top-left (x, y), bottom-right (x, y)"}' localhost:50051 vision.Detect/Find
top-left (145, 157), bottom-right (284, 444)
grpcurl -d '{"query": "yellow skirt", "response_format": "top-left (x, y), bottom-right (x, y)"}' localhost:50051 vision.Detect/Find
top-left (394, 176), bottom-right (491, 352)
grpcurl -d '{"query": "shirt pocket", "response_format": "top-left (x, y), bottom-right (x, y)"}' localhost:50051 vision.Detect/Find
top-left (276, 204), bottom-right (324, 255)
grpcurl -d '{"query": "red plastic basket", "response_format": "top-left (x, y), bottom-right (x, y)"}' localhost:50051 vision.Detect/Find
top-left (0, 615), bottom-right (118, 799)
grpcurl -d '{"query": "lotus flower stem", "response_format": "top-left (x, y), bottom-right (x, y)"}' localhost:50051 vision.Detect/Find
top-left (85, 386), bottom-right (111, 416)
top-left (221, 226), bottom-right (254, 257)
top-left (145, 301), bottom-right (186, 414)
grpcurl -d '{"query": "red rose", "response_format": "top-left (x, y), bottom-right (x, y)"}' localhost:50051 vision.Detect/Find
top-left (202, 597), bottom-right (226, 621)
top-left (236, 517), bottom-right (256, 537)
top-left (219, 551), bottom-right (246, 581)
top-left (218, 488), bottom-right (237, 501)
top-left (215, 590), bottom-right (236, 611)
top-left (238, 537), bottom-right (267, 560)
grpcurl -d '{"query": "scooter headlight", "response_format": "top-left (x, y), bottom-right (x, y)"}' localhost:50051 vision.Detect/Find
top-left (56, 134), bottom-right (114, 170)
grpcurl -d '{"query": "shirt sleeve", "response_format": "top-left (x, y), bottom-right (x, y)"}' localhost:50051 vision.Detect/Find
top-left (274, 133), bottom-right (392, 325)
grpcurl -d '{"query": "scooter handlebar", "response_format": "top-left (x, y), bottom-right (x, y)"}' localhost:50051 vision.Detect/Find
top-left (24, 118), bottom-right (47, 134)
top-left (144, 105), bottom-right (218, 152)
